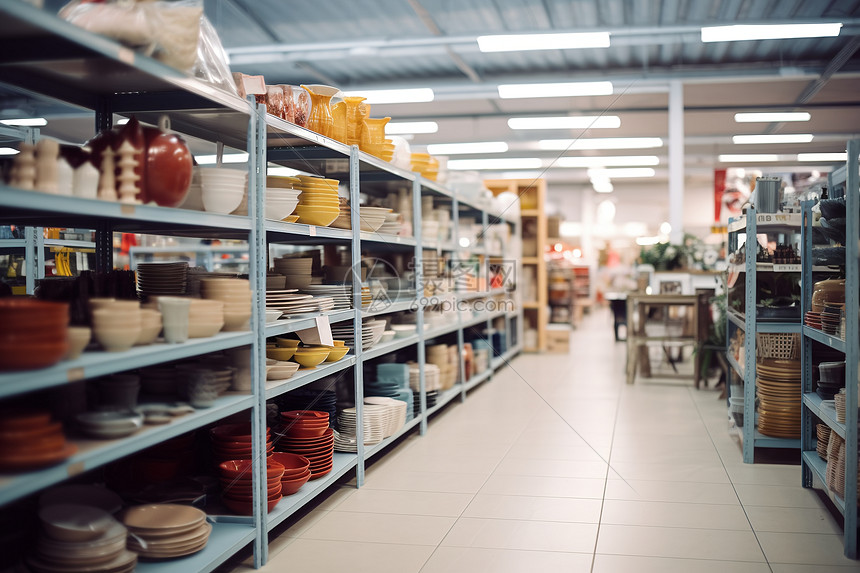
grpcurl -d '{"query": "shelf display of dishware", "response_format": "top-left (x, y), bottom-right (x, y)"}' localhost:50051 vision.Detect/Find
top-left (799, 140), bottom-right (859, 559)
top-left (0, 2), bottom-right (523, 571)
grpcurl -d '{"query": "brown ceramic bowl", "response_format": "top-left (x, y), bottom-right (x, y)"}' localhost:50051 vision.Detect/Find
top-left (280, 469), bottom-right (312, 495)
top-left (219, 459), bottom-right (284, 480)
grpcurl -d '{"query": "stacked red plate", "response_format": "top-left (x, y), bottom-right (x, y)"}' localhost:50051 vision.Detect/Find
top-left (275, 412), bottom-right (333, 479)
top-left (210, 423), bottom-right (272, 464)
top-left (269, 452), bottom-right (312, 495)
top-left (804, 311), bottom-right (822, 330)
top-left (0, 298), bottom-right (69, 371)
top-left (218, 459), bottom-right (284, 514)
top-left (0, 409), bottom-right (77, 471)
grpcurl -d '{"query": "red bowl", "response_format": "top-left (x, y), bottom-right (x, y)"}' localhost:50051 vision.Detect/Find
top-left (281, 410), bottom-right (329, 422)
top-left (283, 425), bottom-right (329, 439)
top-left (219, 459), bottom-right (284, 480)
top-left (0, 298), bottom-right (69, 317)
top-left (309, 464), bottom-right (333, 480)
top-left (221, 494), bottom-right (281, 515)
top-left (224, 484), bottom-right (282, 502)
top-left (268, 452), bottom-right (311, 473)
top-left (0, 339), bottom-right (69, 371)
top-left (280, 470), bottom-right (311, 495)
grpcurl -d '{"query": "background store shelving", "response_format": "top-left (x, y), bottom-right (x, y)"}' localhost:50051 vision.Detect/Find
top-left (0, 3), bottom-right (522, 571)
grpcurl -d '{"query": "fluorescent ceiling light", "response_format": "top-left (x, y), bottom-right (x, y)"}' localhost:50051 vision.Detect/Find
top-left (797, 152), bottom-right (848, 162)
top-left (539, 137), bottom-right (663, 150)
top-left (343, 88), bottom-right (434, 104)
top-left (385, 121), bottom-right (438, 135)
top-left (196, 153), bottom-right (249, 165)
top-left (447, 158), bottom-right (542, 170)
top-left (426, 141), bottom-right (508, 155)
top-left (734, 112), bottom-right (811, 123)
top-left (477, 31), bottom-right (610, 53)
top-left (508, 116), bottom-right (620, 130)
top-left (587, 167), bottom-right (656, 178)
top-left (498, 81), bottom-right (612, 99)
top-left (732, 134), bottom-right (813, 144)
top-left (556, 155), bottom-right (659, 168)
top-left (718, 154), bottom-right (780, 162)
top-left (701, 23), bottom-right (842, 43)
top-left (592, 180), bottom-right (614, 193)
top-left (0, 147), bottom-right (20, 155)
top-left (0, 117), bottom-right (47, 127)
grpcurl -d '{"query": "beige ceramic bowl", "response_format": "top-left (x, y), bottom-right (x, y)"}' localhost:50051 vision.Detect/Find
top-left (223, 311), bottom-right (251, 331)
top-left (187, 321), bottom-right (224, 339)
top-left (94, 325), bottom-right (141, 352)
top-left (65, 326), bottom-right (92, 360)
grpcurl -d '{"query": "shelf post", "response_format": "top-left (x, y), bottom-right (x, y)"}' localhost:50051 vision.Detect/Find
top-left (800, 201), bottom-right (815, 489)
top-left (413, 178), bottom-right (427, 435)
top-left (349, 145), bottom-right (366, 487)
top-left (844, 139), bottom-right (859, 557)
top-left (742, 207), bottom-right (757, 463)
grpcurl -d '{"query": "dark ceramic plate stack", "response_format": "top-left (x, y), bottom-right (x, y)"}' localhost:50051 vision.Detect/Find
top-left (135, 262), bottom-right (187, 297)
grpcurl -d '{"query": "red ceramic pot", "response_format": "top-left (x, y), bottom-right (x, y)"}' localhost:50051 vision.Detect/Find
top-left (144, 119), bottom-right (193, 207)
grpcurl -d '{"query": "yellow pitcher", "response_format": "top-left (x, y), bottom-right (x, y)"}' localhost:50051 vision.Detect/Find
top-left (331, 101), bottom-right (347, 143)
top-left (300, 84), bottom-right (338, 138)
top-left (343, 96), bottom-right (366, 146)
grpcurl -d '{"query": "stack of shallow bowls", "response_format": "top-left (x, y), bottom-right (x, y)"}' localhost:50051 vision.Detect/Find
top-left (199, 167), bottom-right (247, 214)
top-left (218, 460), bottom-right (284, 514)
top-left (265, 358), bottom-right (300, 381)
top-left (280, 389), bottom-right (337, 427)
top-left (187, 299), bottom-right (225, 338)
top-left (366, 138), bottom-right (395, 162)
top-left (76, 411), bottom-right (144, 440)
top-left (276, 411), bottom-right (334, 478)
top-left (200, 278), bottom-right (252, 331)
top-left (29, 504), bottom-right (135, 573)
top-left (136, 262), bottom-right (187, 297)
top-left (358, 207), bottom-right (390, 232)
top-left (210, 423), bottom-right (272, 464)
top-left (121, 504), bottom-right (211, 558)
top-left (410, 152), bottom-right (431, 174)
top-left (265, 187), bottom-right (302, 221)
top-left (279, 410), bottom-right (329, 439)
top-left (176, 364), bottom-right (233, 408)
top-left (273, 256), bottom-right (313, 289)
top-left (378, 211), bottom-right (402, 235)
top-left (293, 176), bottom-right (340, 226)
top-left (90, 300), bottom-right (142, 353)
top-left (269, 452), bottom-right (312, 495)
top-left (410, 362), bottom-right (441, 392)
top-left (0, 298), bottom-right (69, 371)
top-left (422, 156), bottom-right (439, 181)
top-left (0, 409), bottom-right (76, 471)
top-left (756, 357), bottom-right (801, 438)
top-left (291, 346), bottom-right (331, 369)
top-left (804, 310), bottom-right (822, 330)
top-left (365, 396), bottom-right (407, 438)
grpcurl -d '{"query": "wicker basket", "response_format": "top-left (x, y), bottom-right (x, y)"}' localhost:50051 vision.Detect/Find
top-left (755, 332), bottom-right (799, 360)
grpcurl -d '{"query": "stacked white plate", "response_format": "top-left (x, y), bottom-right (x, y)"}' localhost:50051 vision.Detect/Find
top-left (265, 292), bottom-right (317, 316)
top-left (76, 411), bottom-right (144, 440)
top-left (378, 211), bottom-right (403, 235)
top-left (265, 187), bottom-right (301, 221)
top-left (330, 319), bottom-right (385, 349)
top-left (29, 505), bottom-right (135, 573)
top-left (300, 285), bottom-right (359, 310)
top-left (358, 207), bottom-right (391, 232)
top-left (273, 256), bottom-right (314, 289)
top-left (410, 362), bottom-right (441, 391)
top-left (335, 405), bottom-right (386, 448)
top-left (121, 504), bottom-right (211, 559)
top-left (136, 262), bottom-right (187, 297)
top-left (365, 396), bottom-right (407, 438)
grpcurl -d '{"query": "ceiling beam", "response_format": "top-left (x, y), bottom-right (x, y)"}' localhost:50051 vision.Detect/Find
top-left (406, 0), bottom-right (482, 83)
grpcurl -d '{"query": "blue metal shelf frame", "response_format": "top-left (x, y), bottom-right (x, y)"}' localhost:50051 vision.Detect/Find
top-left (799, 139), bottom-right (859, 559)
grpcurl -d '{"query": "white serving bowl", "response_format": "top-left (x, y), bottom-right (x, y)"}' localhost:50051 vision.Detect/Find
top-left (202, 187), bottom-right (245, 214)
top-left (265, 199), bottom-right (299, 220)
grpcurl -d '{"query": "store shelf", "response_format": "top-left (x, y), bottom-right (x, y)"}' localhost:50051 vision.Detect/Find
top-left (803, 450), bottom-right (846, 515)
top-left (266, 221), bottom-right (352, 242)
top-left (44, 238), bottom-right (95, 249)
top-left (728, 213), bottom-right (802, 233)
top-left (265, 357), bottom-right (356, 399)
top-left (0, 188), bottom-right (252, 239)
top-left (265, 310), bottom-right (357, 338)
top-left (0, 393), bottom-right (254, 507)
top-left (0, 331), bottom-right (254, 400)
top-left (359, 232), bottom-right (417, 248)
top-left (753, 430), bottom-right (801, 449)
top-left (361, 335), bottom-right (420, 361)
top-left (803, 393), bottom-right (846, 439)
top-left (455, 288), bottom-right (507, 301)
top-left (464, 369), bottom-right (492, 392)
top-left (426, 386), bottom-right (462, 417)
top-left (135, 521), bottom-right (255, 573)
top-left (364, 416), bottom-right (423, 460)
top-left (265, 453), bottom-right (358, 531)
top-left (361, 299), bottom-right (418, 318)
top-left (424, 323), bottom-right (461, 340)
top-left (803, 325), bottom-right (847, 353)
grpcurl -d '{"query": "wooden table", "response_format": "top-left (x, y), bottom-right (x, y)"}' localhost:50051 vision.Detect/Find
top-left (625, 293), bottom-right (699, 385)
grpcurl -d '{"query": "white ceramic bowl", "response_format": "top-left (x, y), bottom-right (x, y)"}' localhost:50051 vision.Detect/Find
top-left (265, 199), bottom-right (299, 220)
top-left (202, 187), bottom-right (244, 214)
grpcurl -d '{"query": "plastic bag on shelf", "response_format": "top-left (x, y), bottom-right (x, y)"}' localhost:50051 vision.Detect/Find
top-left (192, 14), bottom-right (238, 96)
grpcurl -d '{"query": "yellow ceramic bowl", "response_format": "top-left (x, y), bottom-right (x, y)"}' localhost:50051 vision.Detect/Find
top-left (332, 340), bottom-right (344, 347)
top-left (267, 347), bottom-right (296, 361)
top-left (297, 183), bottom-right (338, 191)
top-left (291, 349), bottom-right (330, 368)
top-left (294, 207), bottom-right (339, 227)
top-left (301, 200), bottom-right (340, 208)
top-left (267, 176), bottom-right (300, 188)
top-left (275, 337), bottom-right (300, 348)
top-left (283, 215), bottom-right (300, 223)
top-left (325, 346), bottom-right (349, 362)
top-left (298, 190), bottom-right (339, 198)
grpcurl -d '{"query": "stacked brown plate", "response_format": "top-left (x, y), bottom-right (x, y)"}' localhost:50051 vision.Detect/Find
top-left (0, 298), bottom-right (69, 371)
top-left (136, 262), bottom-right (187, 297)
top-left (756, 358), bottom-right (801, 438)
top-left (817, 424), bottom-right (831, 460)
top-left (0, 409), bottom-right (76, 471)
top-left (804, 310), bottom-right (822, 330)
top-left (275, 411), bottom-right (334, 479)
top-left (121, 504), bottom-right (211, 559)
top-left (210, 423), bottom-right (272, 464)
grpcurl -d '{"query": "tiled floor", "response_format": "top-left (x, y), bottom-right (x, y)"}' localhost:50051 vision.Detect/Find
top-left (227, 310), bottom-right (860, 572)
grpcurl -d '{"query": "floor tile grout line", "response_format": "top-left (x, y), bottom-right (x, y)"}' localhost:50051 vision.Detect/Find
top-left (415, 382), bottom-right (547, 573)
top-left (687, 384), bottom-right (776, 573)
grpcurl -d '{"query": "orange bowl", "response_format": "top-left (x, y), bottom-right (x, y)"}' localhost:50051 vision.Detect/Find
top-left (280, 469), bottom-right (312, 495)
top-left (268, 452), bottom-right (311, 473)
top-left (219, 459), bottom-right (284, 480)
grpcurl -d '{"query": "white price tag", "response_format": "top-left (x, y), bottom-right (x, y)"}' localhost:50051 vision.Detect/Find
top-left (309, 227), bottom-right (316, 237)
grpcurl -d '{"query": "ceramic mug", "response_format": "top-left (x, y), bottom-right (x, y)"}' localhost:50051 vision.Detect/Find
top-left (157, 297), bottom-right (191, 343)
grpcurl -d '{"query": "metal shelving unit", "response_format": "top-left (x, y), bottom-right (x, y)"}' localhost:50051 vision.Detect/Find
top-left (726, 206), bottom-right (805, 463)
top-left (0, 3), bottom-right (523, 570)
top-left (799, 139), bottom-right (859, 558)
